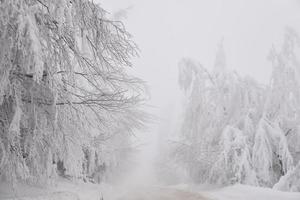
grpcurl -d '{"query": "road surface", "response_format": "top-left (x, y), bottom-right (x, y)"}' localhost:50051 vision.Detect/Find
top-left (115, 186), bottom-right (211, 200)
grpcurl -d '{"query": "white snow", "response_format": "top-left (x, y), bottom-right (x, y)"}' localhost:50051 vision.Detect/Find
top-left (0, 178), bottom-right (113, 200)
top-left (203, 184), bottom-right (300, 200)
top-left (1, 180), bottom-right (300, 200)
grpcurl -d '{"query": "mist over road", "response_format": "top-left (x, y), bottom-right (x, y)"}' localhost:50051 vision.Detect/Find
top-left (115, 186), bottom-right (210, 200)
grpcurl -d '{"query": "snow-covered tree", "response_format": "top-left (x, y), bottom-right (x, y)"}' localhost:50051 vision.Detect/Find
top-left (209, 126), bottom-right (257, 185)
top-left (174, 30), bottom-right (300, 190)
top-left (0, 0), bottom-right (147, 185)
top-left (175, 41), bottom-right (264, 183)
top-left (255, 28), bottom-right (300, 189)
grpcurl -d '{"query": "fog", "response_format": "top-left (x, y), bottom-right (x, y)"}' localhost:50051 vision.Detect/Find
top-left (2, 1), bottom-right (300, 199)
top-left (99, 0), bottom-right (300, 185)
top-left (101, 0), bottom-right (300, 102)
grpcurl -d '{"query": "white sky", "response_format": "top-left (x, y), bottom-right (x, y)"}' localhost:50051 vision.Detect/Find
top-left (99, 0), bottom-right (300, 110)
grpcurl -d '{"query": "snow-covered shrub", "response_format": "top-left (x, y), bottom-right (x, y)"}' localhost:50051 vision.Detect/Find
top-left (273, 161), bottom-right (300, 192)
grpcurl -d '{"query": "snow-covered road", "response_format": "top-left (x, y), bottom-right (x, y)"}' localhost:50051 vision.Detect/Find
top-left (2, 181), bottom-right (300, 200)
top-left (112, 184), bottom-right (300, 200)
top-left (115, 186), bottom-right (210, 200)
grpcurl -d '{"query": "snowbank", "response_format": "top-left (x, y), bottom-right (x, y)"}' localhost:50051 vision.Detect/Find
top-left (0, 178), bottom-right (113, 200)
top-left (3, 192), bottom-right (79, 200)
top-left (203, 184), bottom-right (300, 200)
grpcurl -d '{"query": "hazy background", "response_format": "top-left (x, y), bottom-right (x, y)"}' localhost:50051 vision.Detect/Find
top-left (98, 0), bottom-right (300, 183)
top-left (99, 0), bottom-right (300, 110)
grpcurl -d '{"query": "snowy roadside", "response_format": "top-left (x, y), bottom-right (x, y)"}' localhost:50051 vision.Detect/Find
top-left (169, 184), bottom-right (300, 200)
top-left (0, 178), bottom-right (115, 200)
top-left (203, 184), bottom-right (300, 200)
